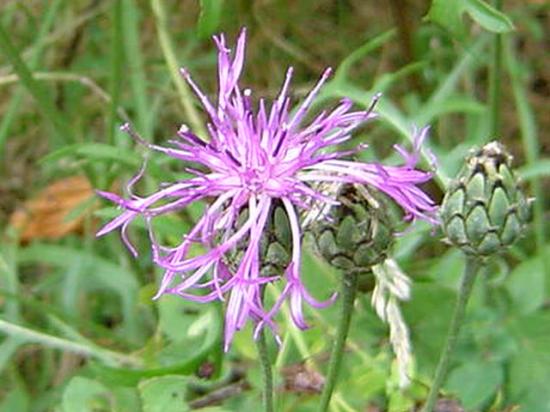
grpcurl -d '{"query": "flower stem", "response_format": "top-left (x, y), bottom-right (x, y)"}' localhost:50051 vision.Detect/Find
top-left (255, 328), bottom-right (274, 412)
top-left (422, 257), bottom-right (481, 412)
top-left (319, 271), bottom-right (359, 412)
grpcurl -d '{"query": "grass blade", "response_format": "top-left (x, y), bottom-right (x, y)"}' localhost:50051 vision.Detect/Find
top-left (150, 0), bottom-right (207, 138)
top-left (0, 0), bottom-right (63, 155)
top-left (0, 19), bottom-right (74, 146)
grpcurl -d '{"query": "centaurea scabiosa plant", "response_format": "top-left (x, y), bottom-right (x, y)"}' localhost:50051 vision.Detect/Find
top-left (97, 28), bottom-right (436, 356)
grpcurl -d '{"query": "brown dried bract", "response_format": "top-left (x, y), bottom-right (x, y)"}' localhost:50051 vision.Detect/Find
top-left (9, 176), bottom-right (95, 242)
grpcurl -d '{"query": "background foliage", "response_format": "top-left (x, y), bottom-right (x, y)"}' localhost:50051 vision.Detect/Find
top-left (0, 0), bottom-right (548, 411)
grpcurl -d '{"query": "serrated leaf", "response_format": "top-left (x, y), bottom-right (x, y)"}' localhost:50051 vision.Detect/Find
top-left (504, 257), bottom-right (544, 315)
top-left (61, 377), bottom-right (111, 412)
top-left (465, 0), bottom-right (515, 33)
top-left (138, 375), bottom-right (190, 412)
top-left (446, 360), bottom-right (503, 410)
top-left (197, 0), bottom-right (224, 39)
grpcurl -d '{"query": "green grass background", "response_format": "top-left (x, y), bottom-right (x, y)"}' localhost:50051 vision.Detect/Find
top-left (0, 1), bottom-right (548, 411)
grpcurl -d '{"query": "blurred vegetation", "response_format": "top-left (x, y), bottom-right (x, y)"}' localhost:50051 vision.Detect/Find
top-left (0, 0), bottom-right (548, 411)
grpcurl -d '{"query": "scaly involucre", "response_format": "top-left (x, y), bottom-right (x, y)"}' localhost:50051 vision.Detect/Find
top-left (97, 28), bottom-right (437, 350)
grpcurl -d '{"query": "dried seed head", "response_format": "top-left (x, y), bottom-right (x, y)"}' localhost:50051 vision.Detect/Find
top-left (440, 141), bottom-right (531, 256)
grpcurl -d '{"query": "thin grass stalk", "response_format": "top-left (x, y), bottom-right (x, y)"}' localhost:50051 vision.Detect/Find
top-left (503, 38), bottom-right (545, 255)
top-left (0, 0), bottom-right (64, 154)
top-left (150, 0), bottom-right (207, 139)
top-left (488, 0), bottom-right (503, 137)
top-left (122, 0), bottom-right (153, 137)
top-left (109, 0), bottom-right (124, 145)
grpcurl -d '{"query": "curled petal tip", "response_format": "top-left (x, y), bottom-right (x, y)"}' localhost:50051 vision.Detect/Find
top-left (179, 67), bottom-right (189, 78)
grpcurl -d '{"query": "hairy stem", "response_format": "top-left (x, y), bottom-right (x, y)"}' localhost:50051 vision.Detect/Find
top-left (319, 271), bottom-right (359, 412)
top-left (255, 328), bottom-right (274, 412)
top-left (422, 257), bottom-right (481, 412)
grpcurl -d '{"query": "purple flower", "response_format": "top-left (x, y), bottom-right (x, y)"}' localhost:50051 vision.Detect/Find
top-left (97, 28), bottom-right (437, 350)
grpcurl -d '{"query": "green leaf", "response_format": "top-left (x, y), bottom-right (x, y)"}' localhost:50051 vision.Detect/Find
top-left (112, 387), bottom-right (143, 412)
top-left (90, 307), bottom-right (220, 386)
top-left (427, 0), bottom-right (467, 40)
top-left (61, 377), bottom-right (111, 412)
top-left (17, 244), bottom-right (138, 299)
top-left (0, 385), bottom-right (29, 412)
top-left (17, 244), bottom-right (141, 342)
top-left (413, 94), bottom-right (485, 123)
top-left (446, 360), bottom-right (503, 410)
top-left (518, 159), bottom-right (550, 180)
top-left (508, 312), bottom-right (550, 410)
top-left (138, 375), bottom-right (190, 412)
top-left (402, 283), bottom-right (456, 372)
top-left (40, 143), bottom-right (141, 167)
top-left (504, 257), bottom-right (544, 315)
top-left (157, 294), bottom-right (203, 342)
top-left (427, 0), bottom-right (514, 38)
top-left (464, 0), bottom-right (514, 33)
top-left (197, 0), bottom-right (225, 39)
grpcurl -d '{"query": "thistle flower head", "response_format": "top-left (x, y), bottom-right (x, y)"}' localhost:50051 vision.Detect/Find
top-left (97, 28), bottom-right (437, 349)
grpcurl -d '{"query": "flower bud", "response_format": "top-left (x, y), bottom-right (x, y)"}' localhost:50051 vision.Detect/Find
top-left (306, 183), bottom-right (398, 273)
top-left (259, 204), bottom-right (292, 277)
top-left (224, 203), bottom-right (292, 277)
top-left (440, 141), bottom-right (531, 256)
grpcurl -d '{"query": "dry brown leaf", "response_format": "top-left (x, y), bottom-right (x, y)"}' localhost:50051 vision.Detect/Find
top-left (281, 362), bottom-right (325, 394)
top-left (9, 175), bottom-right (96, 242)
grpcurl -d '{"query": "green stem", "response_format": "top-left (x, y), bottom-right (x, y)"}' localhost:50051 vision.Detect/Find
top-left (488, 0), bottom-right (503, 137)
top-left (422, 257), bottom-right (481, 412)
top-left (255, 328), bottom-right (274, 412)
top-left (319, 271), bottom-right (359, 412)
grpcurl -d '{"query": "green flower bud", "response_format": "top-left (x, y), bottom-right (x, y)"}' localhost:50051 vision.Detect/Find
top-left (259, 204), bottom-right (292, 276)
top-left (306, 183), bottom-right (398, 275)
top-left (440, 141), bottom-right (531, 256)
top-left (225, 202), bottom-right (292, 276)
